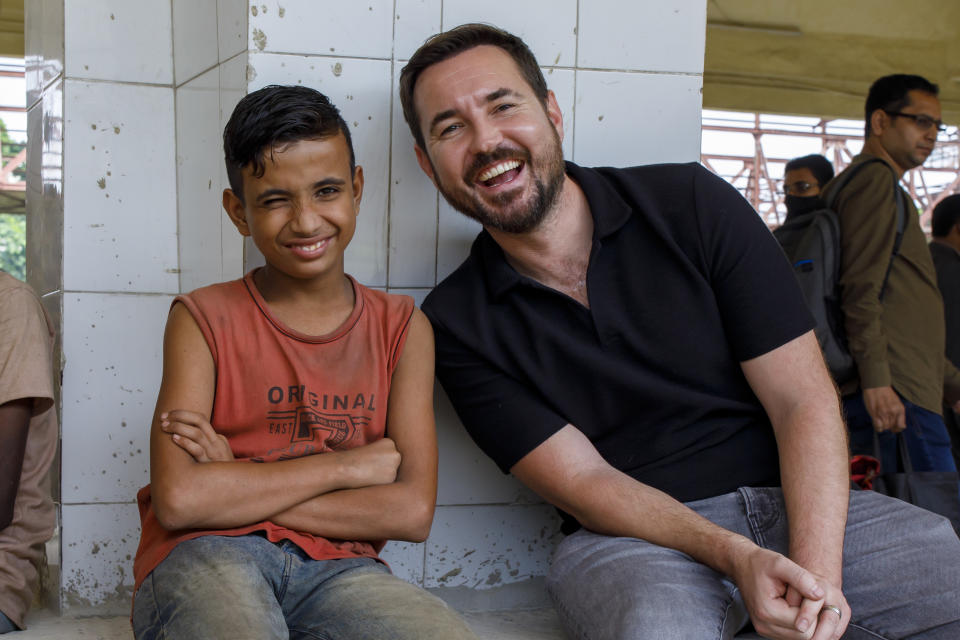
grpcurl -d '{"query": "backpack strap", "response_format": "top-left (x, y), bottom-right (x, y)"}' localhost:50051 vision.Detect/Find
top-left (821, 157), bottom-right (907, 300)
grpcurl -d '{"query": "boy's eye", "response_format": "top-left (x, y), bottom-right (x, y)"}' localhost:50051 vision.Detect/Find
top-left (262, 198), bottom-right (287, 208)
top-left (318, 187), bottom-right (339, 196)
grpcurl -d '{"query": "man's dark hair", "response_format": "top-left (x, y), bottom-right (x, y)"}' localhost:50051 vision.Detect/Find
top-left (223, 85), bottom-right (355, 202)
top-left (863, 74), bottom-right (939, 138)
top-left (932, 194), bottom-right (960, 238)
top-left (784, 154), bottom-right (834, 188)
top-left (399, 23), bottom-right (548, 149)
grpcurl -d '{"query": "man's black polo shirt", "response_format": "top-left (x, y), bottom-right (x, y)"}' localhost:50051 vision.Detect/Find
top-left (423, 161), bottom-right (815, 508)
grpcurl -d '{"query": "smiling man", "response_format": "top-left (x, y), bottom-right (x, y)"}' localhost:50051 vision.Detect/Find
top-left (400, 25), bottom-right (960, 640)
top-left (828, 75), bottom-right (960, 489)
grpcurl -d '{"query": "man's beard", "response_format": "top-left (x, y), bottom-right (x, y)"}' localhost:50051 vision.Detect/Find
top-left (433, 132), bottom-right (565, 235)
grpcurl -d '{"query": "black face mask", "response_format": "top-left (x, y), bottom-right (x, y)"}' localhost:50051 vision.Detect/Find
top-left (785, 195), bottom-right (820, 218)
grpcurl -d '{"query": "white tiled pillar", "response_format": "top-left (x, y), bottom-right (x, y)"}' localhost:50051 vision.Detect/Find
top-left (27, 0), bottom-right (707, 615)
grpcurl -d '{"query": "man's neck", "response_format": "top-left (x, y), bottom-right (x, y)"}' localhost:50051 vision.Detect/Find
top-left (861, 137), bottom-right (905, 178)
top-left (487, 176), bottom-right (594, 305)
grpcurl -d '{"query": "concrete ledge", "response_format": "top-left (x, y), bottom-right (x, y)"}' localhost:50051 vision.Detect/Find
top-left (16, 608), bottom-right (571, 639)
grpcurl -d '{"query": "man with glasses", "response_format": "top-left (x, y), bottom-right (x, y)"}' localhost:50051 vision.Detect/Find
top-left (829, 74), bottom-right (960, 483)
top-left (782, 154), bottom-right (834, 219)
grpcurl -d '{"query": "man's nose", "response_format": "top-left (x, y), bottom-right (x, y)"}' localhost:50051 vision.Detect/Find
top-left (470, 117), bottom-right (503, 154)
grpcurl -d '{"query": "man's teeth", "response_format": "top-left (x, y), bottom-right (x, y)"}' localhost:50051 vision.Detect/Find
top-left (478, 160), bottom-right (520, 183)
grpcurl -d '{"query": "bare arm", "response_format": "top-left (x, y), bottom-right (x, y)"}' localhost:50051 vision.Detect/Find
top-left (150, 303), bottom-right (400, 531)
top-left (510, 421), bottom-right (830, 639)
top-left (0, 398), bottom-right (31, 530)
top-left (741, 330), bottom-right (851, 639)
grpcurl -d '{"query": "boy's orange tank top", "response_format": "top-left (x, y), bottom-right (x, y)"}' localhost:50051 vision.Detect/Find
top-left (133, 270), bottom-right (415, 593)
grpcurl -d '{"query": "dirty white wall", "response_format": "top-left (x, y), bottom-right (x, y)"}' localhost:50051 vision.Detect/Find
top-left (25, 0), bottom-right (706, 614)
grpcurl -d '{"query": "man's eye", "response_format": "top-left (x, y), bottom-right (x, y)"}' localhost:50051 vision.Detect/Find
top-left (495, 103), bottom-right (514, 113)
top-left (440, 123), bottom-right (461, 136)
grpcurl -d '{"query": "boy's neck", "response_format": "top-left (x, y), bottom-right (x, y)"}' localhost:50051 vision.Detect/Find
top-left (253, 266), bottom-right (356, 335)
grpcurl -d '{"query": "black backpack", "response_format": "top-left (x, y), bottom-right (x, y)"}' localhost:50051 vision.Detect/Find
top-left (773, 158), bottom-right (906, 385)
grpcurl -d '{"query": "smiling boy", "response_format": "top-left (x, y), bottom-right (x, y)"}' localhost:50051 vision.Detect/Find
top-left (130, 85), bottom-right (476, 639)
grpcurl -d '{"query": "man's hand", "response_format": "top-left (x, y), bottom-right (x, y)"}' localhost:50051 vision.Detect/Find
top-left (161, 410), bottom-right (234, 462)
top-left (732, 546), bottom-right (849, 640)
top-left (862, 386), bottom-right (906, 432)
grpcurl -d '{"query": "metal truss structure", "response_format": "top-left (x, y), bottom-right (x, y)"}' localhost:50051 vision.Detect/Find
top-left (701, 111), bottom-right (960, 231)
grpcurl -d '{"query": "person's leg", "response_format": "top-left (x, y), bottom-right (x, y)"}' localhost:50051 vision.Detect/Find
top-left (280, 549), bottom-right (478, 640)
top-left (941, 404), bottom-right (960, 469)
top-left (132, 535), bottom-right (288, 640)
top-left (899, 399), bottom-right (958, 472)
top-left (841, 489), bottom-right (960, 639)
top-left (546, 491), bottom-right (758, 640)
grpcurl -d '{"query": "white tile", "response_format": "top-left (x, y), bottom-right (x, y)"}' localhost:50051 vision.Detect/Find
top-left (394, 0), bottom-right (441, 61)
top-left (177, 66), bottom-right (226, 292)
top-left (218, 0), bottom-right (248, 62)
top-left (173, 0), bottom-right (219, 86)
top-left (248, 0), bottom-right (393, 58)
top-left (389, 65), bottom-right (438, 288)
top-left (436, 198), bottom-right (480, 283)
top-left (64, 0), bottom-right (173, 84)
top-left (380, 541), bottom-right (425, 586)
top-left (247, 53), bottom-right (392, 287)
top-left (25, 0), bottom-right (64, 109)
top-left (61, 503), bottom-right (140, 614)
top-left (219, 55), bottom-right (248, 281)
top-left (573, 71), bottom-right (703, 168)
top-left (578, 0), bottom-right (706, 73)
top-left (61, 292), bottom-right (171, 503)
top-left (435, 386), bottom-right (540, 506)
top-left (441, 0), bottom-right (578, 68)
top-left (63, 80), bottom-right (178, 294)
top-left (425, 505), bottom-right (562, 589)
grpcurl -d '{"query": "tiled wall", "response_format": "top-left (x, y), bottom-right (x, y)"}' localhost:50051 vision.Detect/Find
top-left (26, 0), bottom-right (706, 614)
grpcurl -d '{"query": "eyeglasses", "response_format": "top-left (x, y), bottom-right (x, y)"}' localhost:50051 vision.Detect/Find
top-left (783, 181), bottom-right (817, 196)
top-left (884, 110), bottom-right (946, 133)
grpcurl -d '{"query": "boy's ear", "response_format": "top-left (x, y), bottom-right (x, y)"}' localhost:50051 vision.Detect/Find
top-left (351, 165), bottom-right (364, 214)
top-left (414, 145), bottom-right (437, 185)
top-left (222, 189), bottom-right (251, 236)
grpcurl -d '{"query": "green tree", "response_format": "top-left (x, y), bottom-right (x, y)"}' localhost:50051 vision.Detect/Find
top-left (0, 213), bottom-right (25, 280)
top-left (0, 117), bottom-right (25, 182)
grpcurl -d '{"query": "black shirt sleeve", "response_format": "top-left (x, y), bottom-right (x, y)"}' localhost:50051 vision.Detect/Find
top-left (691, 165), bottom-right (815, 361)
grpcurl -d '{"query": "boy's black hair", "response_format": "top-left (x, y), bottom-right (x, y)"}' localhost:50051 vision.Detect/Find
top-left (864, 74), bottom-right (939, 138)
top-left (932, 194), bottom-right (960, 238)
top-left (784, 154), bottom-right (834, 187)
top-left (399, 23), bottom-right (549, 150)
top-left (223, 85), bottom-right (355, 202)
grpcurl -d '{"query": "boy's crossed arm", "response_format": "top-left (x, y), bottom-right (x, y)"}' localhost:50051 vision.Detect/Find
top-left (151, 302), bottom-right (438, 542)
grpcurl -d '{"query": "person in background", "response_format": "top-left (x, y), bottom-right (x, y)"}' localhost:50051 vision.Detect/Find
top-left (782, 153), bottom-right (834, 219)
top-left (930, 193), bottom-right (960, 467)
top-left (828, 74), bottom-right (960, 479)
top-left (0, 271), bottom-right (58, 633)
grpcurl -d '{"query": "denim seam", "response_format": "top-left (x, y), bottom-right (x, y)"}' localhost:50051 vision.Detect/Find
top-left (845, 622), bottom-right (890, 640)
top-left (146, 573), bottom-right (167, 640)
top-left (547, 580), bottom-right (592, 640)
top-left (738, 488), bottom-right (768, 548)
top-left (719, 585), bottom-right (741, 639)
top-left (288, 626), bottom-right (332, 640)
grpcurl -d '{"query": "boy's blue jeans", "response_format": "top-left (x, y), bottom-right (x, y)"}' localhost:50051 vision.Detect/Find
top-left (132, 534), bottom-right (477, 639)
top-left (547, 488), bottom-right (960, 640)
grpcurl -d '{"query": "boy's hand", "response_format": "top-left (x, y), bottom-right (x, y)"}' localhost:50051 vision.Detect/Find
top-left (338, 438), bottom-right (402, 488)
top-left (161, 410), bottom-right (234, 463)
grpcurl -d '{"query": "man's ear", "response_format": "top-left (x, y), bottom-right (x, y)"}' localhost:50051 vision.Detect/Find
top-left (868, 109), bottom-right (888, 138)
top-left (545, 90), bottom-right (564, 143)
top-left (414, 145), bottom-right (437, 185)
top-left (223, 189), bottom-right (251, 237)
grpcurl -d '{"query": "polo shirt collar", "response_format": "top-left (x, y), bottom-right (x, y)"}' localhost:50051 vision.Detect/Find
top-left (475, 161), bottom-right (634, 298)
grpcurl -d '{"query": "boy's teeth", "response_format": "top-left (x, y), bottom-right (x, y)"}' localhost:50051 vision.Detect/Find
top-left (478, 160), bottom-right (520, 182)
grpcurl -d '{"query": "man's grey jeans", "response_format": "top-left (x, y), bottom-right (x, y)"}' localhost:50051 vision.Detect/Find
top-left (548, 488), bottom-right (960, 639)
